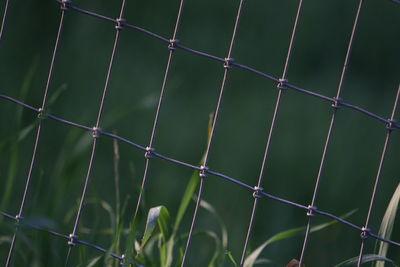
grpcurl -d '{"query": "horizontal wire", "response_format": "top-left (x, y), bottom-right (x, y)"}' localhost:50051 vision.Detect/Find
top-left (1, 94), bottom-right (399, 249)
top-left (1, 211), bottom-right (125, 261)
top-left (47, 2), bottom-right (399, 130)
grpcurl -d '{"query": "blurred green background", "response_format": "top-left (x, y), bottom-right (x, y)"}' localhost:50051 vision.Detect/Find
top-left (0, 0), bottom-right (399, 266)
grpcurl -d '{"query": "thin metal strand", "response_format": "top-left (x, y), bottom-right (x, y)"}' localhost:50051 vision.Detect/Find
top-left (240, 89), bottom-right (284, 266)
top-left (1, 211), bottom-right (124, 261)
top-left (5, 7), bottom-right (67, 266)
top-left (130, 0), bottom-right (187, 240)
top-left (0, 94), bottom-right (399, 204)
top-left (240, 0), bottom-right (304, 264)
top-left (66, 1), bottom-right (127, 264)
top-left (299, 1), bottom-right (364, 265)
top-left (180, 176), bottom-right (206, 266)
top-left (31, 3), bottom-right (399, 130)
top-left (0, 0), bottom-right (10, 43)
top-left (181, 1), bottom-right (246, 265)
top-left (356, 84), bottom-right (400, 267)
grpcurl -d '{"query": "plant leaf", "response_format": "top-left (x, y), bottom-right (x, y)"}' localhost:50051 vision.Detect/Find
top-left (374, 183), bottom-right (400, 267)
top-left (87, 255), bottom-right (103, 267)
top-left (160, 235), bottom-right (175, 267)
top-left (199, 197), bottom-right (228, 249)
top-left (141, 206), bottom-right (171, 249)
top-left (189, 230), bottom-right (224, 267)
top-left (173, 171), bottom-right (200, 233)
top-left (243, 209), bottom-right (357, 267)
top-left (123, 214), bottom-right (140, 267)
top-left (173, 112), bottom-right (214, 233)
top-left (334, 254), bottom-right (398, 266)
top-left (226, 251), bottom-right (238, 267)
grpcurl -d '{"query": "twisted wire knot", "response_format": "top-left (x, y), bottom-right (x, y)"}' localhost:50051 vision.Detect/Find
top-left (386, 119), bottom-right (397, 131)
top-left (68, 233), bottom-right (78, 246)
top-left (332, 97), bottom-right (343, 109)
top-left (92, 127), bottom-right (101, 138)
top-left (60, 0), bottom-right (71, 11)
top-left (168, 39), bottom-right (179, 50)
top-left (277, 78), bottom-right (288, 90)
top-left (360, 227), bottom-right (370, 239)
top-left (223, 57), bottom-right (234, 69)
top-left (253, 186), bottom-right (263, 199)
top-left (306, 205), bottom-right (317, 217)
top-left (37, 108), bottom-right (47, 120)
top-left (145, 146), bottom-right (155, 159)
top-left (115, 18), bottom-right (126, 30)
top-left (199, 165), bottom-right (209, 178)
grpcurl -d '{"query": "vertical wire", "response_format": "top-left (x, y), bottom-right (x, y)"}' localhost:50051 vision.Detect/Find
top-left (239, 1), bottom-right (305, 264)
top-left (298, 0), bottom-right (364, 265)
top-left (4, 5), bottom-right (67, 266)
top-left (0, 0), bottom-right (10, 43)
top-left (131, 0), bottom-right (186, 232)
top-left (356, 84), bottom-right (400, 267)
top-left (180, 1), bottom-right (246, 266)
top-left (65, 0), bottom-right (127, 264)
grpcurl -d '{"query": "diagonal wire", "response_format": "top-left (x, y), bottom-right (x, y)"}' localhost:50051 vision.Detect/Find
top-left (356, 84), bottom-right (400, 267)
top-left (180, 1), bottom-right (246, 266)
top-left (4, 2), bottom-right (68, 266)
top-left (34, 1), bottom-right (400, 132)
top-left (131, 0), bottom-right (186, 236)
top-left (0, 0), bottom-right (10, 43)
top-left (298, 0), bottom-right (365, 265)
top-left (65, 0), bottom-right (127, 265)
top-left (239, 0), bottom-right (305, 265)
top-left (0, 94), bottom-right (399, 250)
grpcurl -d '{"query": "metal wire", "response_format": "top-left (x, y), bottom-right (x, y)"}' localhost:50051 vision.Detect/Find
top-left (356, 84), bottom-right (400, 267)
top-left (0, 93), bottom-right (399, 263)
top-left (65, 0), bottom-right (128, 264)
top-left (298, 0), bottom-right (365, 265)
top-left (0, 0), bottom-right (10, 43)
top-left (4, 1), bottom-right (68, 265)
top-left (131, 0), bottom-right (186, 242)
top-left (181, 0), bottom-right (246, 265)
top-left (239, 0), bottom-right (304, 265)
top-left (1, 0), bottom-right (399, 266)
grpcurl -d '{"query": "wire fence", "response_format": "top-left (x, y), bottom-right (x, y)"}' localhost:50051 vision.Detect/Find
top-left (1, 0), bottom-right (399, 266)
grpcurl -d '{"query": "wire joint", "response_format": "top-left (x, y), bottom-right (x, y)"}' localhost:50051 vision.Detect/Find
top-left (277, 78), bottom-right (288, 90)
top-left (223, 58), bottom-right (234, 69)
top-left (253, 186), bottom-right (263, 199)
top-left (306, 205), bottom-right (317, 217)
top-left (168, 39), bottom-right (179, 50)
top-left (199, 165), bottom-right (209, 178)
top-left (145, 146), bottom-right (155, 159)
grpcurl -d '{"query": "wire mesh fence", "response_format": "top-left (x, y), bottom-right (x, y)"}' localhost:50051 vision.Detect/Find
top-left (0, 0), bottom-right (399, 266)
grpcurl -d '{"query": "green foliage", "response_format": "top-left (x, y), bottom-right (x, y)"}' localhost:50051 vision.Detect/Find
top-left (243, 209), bottom-right (357, 267)
top-left (374, 183), bottom-right (400, 267)
top-left (334, 254), bottom-right (398, 267)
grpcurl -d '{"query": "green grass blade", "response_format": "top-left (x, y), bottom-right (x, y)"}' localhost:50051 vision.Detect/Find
top-left (0, 60), bottom-right (38, 212)
top-left (374, 182), bottom-right (400, 267)
top-left (141, 205), bottom-right (171, 249)
top-left (188, 230), bottom-right (224, 267)
top-left (226, 251), bottom-right (238, 267)
top-left (243, 209), bottom-right (357, 267)
top-left (87, 255), bottom-right (103, 267)
top-left (334, 254), bottom-right (398, 267)
top-left (199, 197), bottom-right (228, 249)
top-left (123, 215), bottom-right (140, 267)
top-left (173, 171), bottom-right (200, 232)
top-left (173, 112), bottom-right (214, 233)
